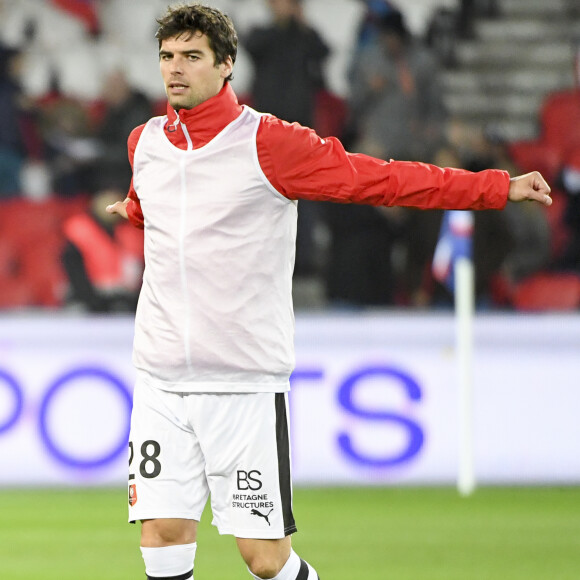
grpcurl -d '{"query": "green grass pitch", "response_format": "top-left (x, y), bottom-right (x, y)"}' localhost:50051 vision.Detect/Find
top-left (0, 486), bottom-right (578, 579)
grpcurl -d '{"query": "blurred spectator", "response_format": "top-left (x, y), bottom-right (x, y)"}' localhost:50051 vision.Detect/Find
top-left (443, 124), bottom-right (551, 306)
top-left (324, 7), bottom-right (448, 307)
top-left (567, 0), bottom-right (580, 18)
top-left (322, 203), bottom-right (405, 307)
top-left (394, 123), bottom-right (552, 309)
top-left (556, 150), bottom-right (580, 273)
top-left (61, 188), bottom-right (144, 313)
top-left (352, 0), bottom-right (396, 52)
top-left (471, 208), bottom-right (513, 307)
top-left (0, 44), bottom-right (36, 197)
top-left (442, 127), bottom-right (513, 306)
top-left (245, 0), bottom-right (329, 127)
top-left (342, 0), bottom-right (396, 146)
top-left (425, 0), bottom-right (498, 68)
top-left (396, 146), bottom-right (462, 307)
top-left (40, 94), bottom-right (100, 196)
top-left (481, 126), bottom-right (552, 289)
top-left (426, 7), bottom-right (460, 68)
top-left (39, 70), bottom-right (152, 197)
top-left (92, 69), bottom-right (153, 191)
top-left (457, 0), bottom-right (500, 38)
top-left (501, 201), bottom-right (551, 287)
top-left (245, 0), bottom-right (330, 277)
top-left (348, 9), bottom-right (447, 163)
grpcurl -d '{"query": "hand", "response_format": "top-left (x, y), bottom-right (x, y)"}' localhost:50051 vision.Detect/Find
top-left (106, 198), bottom-right (130, 220)
top-left (508, 171), bottom-right (552, 206)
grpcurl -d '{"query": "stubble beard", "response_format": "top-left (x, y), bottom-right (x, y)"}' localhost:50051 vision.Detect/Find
top-left (168, 94), bottom-right (197, 111)
top-left (166, 84), bottom-right (207, 111)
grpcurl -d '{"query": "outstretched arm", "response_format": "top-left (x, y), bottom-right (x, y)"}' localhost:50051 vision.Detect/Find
top-left (257, 117), bottom-right (552, 211)
top-left (508, 171), bottom-right (552, 206)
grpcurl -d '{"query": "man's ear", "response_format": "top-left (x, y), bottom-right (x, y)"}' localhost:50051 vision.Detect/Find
top-left (220, 56), bottom-right (234, 79)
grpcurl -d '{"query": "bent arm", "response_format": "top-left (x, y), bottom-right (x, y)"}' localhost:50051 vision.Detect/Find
top-left (104, 179), bottom-right (144, 227)
top-left (105, 125), bottom-right (147, 228)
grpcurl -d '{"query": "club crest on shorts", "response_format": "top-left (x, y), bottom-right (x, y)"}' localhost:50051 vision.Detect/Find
top-left (129, 483), bottom-right (138, 506)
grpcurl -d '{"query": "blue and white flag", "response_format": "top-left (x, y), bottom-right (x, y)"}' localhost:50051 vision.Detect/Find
top-left (432, 210), bottom-right (474, 292)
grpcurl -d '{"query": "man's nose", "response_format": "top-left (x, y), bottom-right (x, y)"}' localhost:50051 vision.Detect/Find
top-left (169, 56), bottom-right (184, 74)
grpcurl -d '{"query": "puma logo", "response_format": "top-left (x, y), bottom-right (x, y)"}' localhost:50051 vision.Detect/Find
top-left (251, 508), bottom-right (274, 526)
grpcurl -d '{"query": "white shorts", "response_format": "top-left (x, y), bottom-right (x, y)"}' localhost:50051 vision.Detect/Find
top-left (127, 377), bottom-right (297, 539)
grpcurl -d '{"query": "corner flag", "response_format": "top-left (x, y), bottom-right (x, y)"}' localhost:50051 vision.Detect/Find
top-left (432, 210), bottom-right (474, 292)
top-left (432, 210), bottom-right (476, 496)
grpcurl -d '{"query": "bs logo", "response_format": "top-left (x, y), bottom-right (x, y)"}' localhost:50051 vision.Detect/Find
top-left (237, 470), bottom-right (263, 490)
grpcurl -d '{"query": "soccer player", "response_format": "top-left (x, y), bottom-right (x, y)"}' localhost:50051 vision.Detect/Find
top-left (106, 4), bottom-right (551, 580)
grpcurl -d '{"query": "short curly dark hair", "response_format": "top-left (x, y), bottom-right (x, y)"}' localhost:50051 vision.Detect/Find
top-left (155, 3), bottom-right (238, 82)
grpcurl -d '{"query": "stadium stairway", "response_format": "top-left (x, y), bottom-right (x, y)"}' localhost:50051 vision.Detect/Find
top-left (434, 0), bottom-right (580, 312)
top-left (441, 0), bottom-right (580, 142)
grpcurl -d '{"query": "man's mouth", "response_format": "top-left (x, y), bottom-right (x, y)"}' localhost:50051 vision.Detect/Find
top-left (168, 82), bottom-right (189, 91)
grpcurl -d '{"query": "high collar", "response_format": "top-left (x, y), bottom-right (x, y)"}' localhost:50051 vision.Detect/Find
top-left (164, 83), bottom-right (243, 150)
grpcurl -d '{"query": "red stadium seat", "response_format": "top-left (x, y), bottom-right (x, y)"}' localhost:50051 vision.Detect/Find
top-left (542, 189), bottom-right (572, 261)
top-left (509, 89), bottom-right (580, 184)
top-left (513, 272), bottom-right (580, 311)
top-left (540, 88), bottom-right (580, 156)
top-left (508, 140), bottom-right (561, 184)
top-left (0, 279), bottom-right (36, 309)
top-left (0, 197), bottom-right (89, 309)
top-left (314, 90), bottom-right (349, 139)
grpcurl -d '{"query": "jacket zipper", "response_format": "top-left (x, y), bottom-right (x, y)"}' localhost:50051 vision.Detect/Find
top-left (177, 110), bottom-right (194, 372)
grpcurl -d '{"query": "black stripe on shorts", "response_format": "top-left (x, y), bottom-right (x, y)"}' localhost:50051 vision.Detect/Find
top-left (147, 569), bottom-right (193, 580)
top-left (275, 392), bottom-right (297, 535)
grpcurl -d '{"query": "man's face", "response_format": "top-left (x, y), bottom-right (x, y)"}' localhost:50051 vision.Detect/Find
top-left (268, 0), bottom-right (298, 20)
top-left (159, 32), bottom-right (233, 110)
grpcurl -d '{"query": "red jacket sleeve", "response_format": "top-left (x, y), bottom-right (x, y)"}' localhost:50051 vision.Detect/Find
top-left (126, 125), bottom-right (146, 229)
top-left (256, 115), bottom-right (509, 210)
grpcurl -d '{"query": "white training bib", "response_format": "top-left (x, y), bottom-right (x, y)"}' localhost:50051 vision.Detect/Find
top-left (132, 107), bottom-right (298, 392)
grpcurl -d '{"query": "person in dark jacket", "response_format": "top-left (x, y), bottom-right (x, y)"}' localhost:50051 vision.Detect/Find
top-left (93, 69), bottom-right (153, 191)
top-left (245, 0), bottom-right (330, 276)
top-left (0, 45), bottom-right (29, 197)
top-left (245, 0), bottom-right (329, 127)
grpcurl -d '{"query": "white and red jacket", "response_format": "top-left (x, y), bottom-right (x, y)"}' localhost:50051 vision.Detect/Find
top-left (127, 83), bottom-right (509, 393)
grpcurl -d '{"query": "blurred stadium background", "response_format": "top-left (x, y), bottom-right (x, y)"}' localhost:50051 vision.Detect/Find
top-left (0, 1), bottom-right (579, 579)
